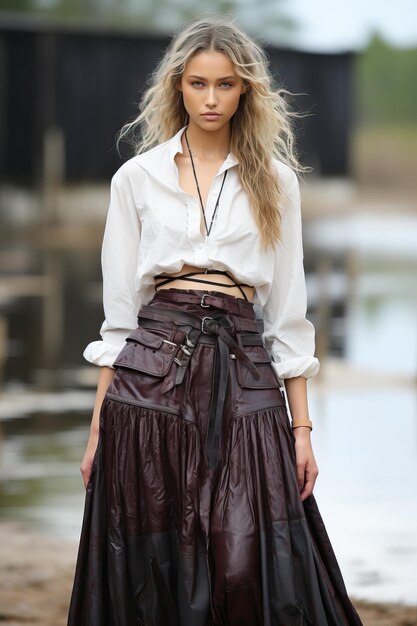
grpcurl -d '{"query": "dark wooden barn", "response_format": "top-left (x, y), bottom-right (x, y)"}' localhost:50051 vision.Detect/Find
top-left (0, 14), bottom-right (354, 187)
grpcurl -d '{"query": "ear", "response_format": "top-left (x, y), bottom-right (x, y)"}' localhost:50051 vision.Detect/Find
top-left (240, 80), bottom-right (249, 94)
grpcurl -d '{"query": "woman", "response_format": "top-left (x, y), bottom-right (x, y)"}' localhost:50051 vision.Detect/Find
top-left (67, 16), bottom-right (363, 626)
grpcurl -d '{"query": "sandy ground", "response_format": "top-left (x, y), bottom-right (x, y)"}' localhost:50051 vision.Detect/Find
top-left (0, 521), bottom-right (416, 626)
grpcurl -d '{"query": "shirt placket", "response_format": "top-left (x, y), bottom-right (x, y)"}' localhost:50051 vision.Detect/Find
top-left (188, 170), bottom-right (225, 267)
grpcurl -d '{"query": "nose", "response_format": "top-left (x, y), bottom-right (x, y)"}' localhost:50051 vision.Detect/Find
top-left (205, 86), bottom-right (218, 108)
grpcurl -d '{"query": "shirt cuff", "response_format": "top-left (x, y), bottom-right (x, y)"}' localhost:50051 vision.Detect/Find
top-left (83, 340), bottom-right (124, 368)
top-left (271, 355), bottom-right (320, 381)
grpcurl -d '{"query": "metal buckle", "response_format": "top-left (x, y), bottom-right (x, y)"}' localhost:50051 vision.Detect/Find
top-left (163, 339), bottom-right (177, 346)
top-left (200, 293), bottom-right (210, 308)
top-left (201, 316), bottom-right (213, 334)
top-left (185, 332), bottom-right (195, 348)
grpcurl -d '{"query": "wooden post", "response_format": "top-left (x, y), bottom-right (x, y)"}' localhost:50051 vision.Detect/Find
top-left (315, 255), bottom-right (332, 381)
top-left (34, 31), bottom-right (66, 387)
top-left (39, 127), bottom-right (66, 387)
top-left (345, 249), bottom-right (360, 366)
top-left (0, 34), bottom-right (7, 178)
top-left (0, 315), bottom-right (7, 391)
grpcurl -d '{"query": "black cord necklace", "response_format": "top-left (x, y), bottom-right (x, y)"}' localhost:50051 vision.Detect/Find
top-left (184, 128), bottom-right (228, 237)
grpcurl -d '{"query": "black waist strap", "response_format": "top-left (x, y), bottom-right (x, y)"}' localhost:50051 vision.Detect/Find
top-left (201, 314), bottom-right (260, 469)
top-left (154, 269), bottom-right (253, 301)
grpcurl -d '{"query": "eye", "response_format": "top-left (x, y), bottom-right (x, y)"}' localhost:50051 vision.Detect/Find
top-left (191, 80), bottom-right (204, 88)
top-left (220, 82), bottom-right (233, 88)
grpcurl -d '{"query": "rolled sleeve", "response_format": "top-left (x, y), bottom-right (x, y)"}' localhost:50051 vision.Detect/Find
top-left (262, 169), bottom-right (320, 382)
top-left (83, 167), bottom-right (143, 368)
top-left (83, 337), bottom-right (127, 369)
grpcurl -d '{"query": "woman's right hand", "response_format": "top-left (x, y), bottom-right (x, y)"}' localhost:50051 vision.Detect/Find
top-left (80, 428), bottom-right (99, 489)
top-left (80, 366), bottom-right (115, 488)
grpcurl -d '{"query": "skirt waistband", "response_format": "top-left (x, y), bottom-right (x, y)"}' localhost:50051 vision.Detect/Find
top-left (145, 287), bottom-right (256, 320)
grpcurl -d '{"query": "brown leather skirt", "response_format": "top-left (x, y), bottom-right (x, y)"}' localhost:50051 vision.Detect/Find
top-left (67, 288), bottom-right (363, 626)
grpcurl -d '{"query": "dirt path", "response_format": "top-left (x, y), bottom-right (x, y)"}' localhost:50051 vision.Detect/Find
top-left (0, 521), bottom-right (416, 626)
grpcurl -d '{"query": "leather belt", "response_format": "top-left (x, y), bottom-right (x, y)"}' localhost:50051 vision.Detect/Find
top-left (137, 305), bottom-right (261, 470)
top-left (139, 304), bottom-right (259, 333)
top-left (151, 289), bottom-right (255, 319)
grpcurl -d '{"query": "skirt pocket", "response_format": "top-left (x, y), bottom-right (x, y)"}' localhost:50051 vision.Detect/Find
top-left (112, 326), bottom-right (183, 377)
top-left (235, 336), bottom-right (279, 390)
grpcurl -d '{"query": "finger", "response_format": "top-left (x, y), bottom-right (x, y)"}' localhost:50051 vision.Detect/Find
top-left (300, 478), bottom-right (315, 501)
top-left (80, 467), bottom-right (90, 489)
top-left (296, 462), bottom-right (305, 491)
top-left (300, 467), bottom-right (319, 501)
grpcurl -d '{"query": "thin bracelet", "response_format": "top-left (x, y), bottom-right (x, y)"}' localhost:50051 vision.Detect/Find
top-left (291, 418), bottom-right (313, 431)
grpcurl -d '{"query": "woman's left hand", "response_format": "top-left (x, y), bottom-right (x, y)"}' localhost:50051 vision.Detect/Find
top-left (293, 428), bottom-right (319, 501)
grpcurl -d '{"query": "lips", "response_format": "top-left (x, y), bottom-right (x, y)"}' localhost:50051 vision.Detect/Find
top-left (202, 112), bottom-right (221, 117)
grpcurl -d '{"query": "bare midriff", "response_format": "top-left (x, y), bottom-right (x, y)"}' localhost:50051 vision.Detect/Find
top-left (154, 263), bottom-right (255, 302)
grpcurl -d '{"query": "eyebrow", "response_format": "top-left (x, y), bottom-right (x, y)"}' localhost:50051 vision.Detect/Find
top-left (187, 75), bottom-right (237, 81)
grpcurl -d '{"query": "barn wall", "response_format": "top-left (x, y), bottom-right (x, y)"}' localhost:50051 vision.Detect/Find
top-left (0, 18), bottom-right (354, 185)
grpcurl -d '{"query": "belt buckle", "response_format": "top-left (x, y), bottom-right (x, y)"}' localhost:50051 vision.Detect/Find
top-left (200, 293), bottom-right (210, 308)
top-left (201, 316), bottom-right (212, 334)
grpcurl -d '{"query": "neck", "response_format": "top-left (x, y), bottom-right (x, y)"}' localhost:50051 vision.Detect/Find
top-left (183, 121), bottom-right (231, 161)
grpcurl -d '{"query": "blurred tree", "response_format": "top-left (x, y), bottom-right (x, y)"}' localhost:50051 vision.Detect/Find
top-left (356, 33), bottom-right (417, 124)
top-left (0, 0), bottom-right (35, 9)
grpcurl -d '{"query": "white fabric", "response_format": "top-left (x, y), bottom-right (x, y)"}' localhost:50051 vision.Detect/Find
top-left (83, 126), bottom-right (320, 381)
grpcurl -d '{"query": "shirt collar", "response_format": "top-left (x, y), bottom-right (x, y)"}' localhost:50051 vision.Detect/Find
top-left (168, 125), bottom-right (239, 173)
top-left (135, 125), bottom-right (239, 190)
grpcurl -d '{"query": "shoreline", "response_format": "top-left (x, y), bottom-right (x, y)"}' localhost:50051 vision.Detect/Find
top-left (0, 521), bottom-right (416, 625)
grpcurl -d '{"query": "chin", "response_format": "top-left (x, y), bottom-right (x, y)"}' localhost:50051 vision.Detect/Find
top-left (194, 117), bottom-right (229, 130)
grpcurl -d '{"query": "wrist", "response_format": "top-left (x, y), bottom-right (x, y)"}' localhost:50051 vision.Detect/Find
top-left (292, 425), bottom-right (312, 440)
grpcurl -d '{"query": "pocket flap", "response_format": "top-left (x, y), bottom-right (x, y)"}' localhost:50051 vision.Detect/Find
top-left (236, 346), bottom-right (279, 389)
top-left (241, 346), bottom-right (271, 364)
top-left (125, 327), bottom-right (165, 349)
top-left (113, 328), bottom-right (179, 377)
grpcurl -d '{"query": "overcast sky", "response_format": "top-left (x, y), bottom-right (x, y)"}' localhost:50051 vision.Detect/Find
top-left (280, 0), bottom-right (417, 51)
top-left (16, 0), bottom-right (417, 52)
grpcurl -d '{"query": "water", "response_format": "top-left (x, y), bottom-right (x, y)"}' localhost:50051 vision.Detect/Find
top-left (0, 392), bottom-right (94, 539)
top-left (309, 385), bottom-right (417, 606)
top-left (0, 384), bottom-right (416, 606)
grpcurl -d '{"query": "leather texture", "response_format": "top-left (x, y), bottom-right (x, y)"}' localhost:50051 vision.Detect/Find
top-left (67, 288), bottom-right (363, 626)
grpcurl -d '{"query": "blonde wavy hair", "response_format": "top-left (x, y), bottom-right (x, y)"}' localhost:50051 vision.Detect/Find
top-left (116, 15), bottom-right (309, 249)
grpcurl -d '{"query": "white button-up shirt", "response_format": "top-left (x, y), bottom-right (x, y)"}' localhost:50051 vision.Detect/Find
top-left (83, 126), bottom-right (320, 381)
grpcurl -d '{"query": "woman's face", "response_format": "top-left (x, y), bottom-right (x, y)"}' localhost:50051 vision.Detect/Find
top-left (179, 49), bottom-right (245, 132)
